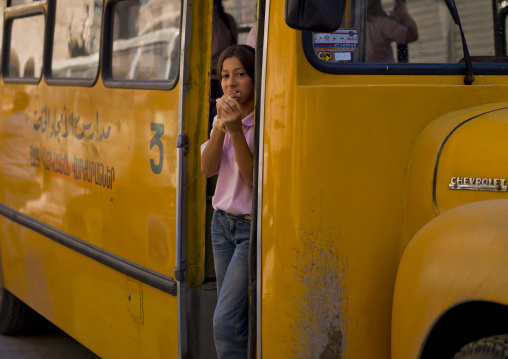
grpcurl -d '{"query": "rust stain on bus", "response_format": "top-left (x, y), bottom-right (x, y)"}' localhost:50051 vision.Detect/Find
top-left (290, 209), bottom-right (347, 358)
top-left (320, 324), bottom-right (343, 359)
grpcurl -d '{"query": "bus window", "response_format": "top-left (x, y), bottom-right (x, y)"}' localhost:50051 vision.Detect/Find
top-left (0, 0), bottom-right (4, 72)
top-left (223, 0), bottom-right (257, 45)
top-left (49, 0), bottom-right (103, 81)
top-left (305, 0), bottom-right (505, 73)
top-left (103, 0), bottom-right (180, 87)
top-left (7, 0), bottom-right (32, 6)
top-left (407, 0), bottom-right (494, 63)
top-left (4, 14), bottom-right (44, 81)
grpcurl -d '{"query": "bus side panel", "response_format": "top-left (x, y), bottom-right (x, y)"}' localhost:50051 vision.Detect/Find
top-left (0, 79), bottom-right (179, 271)
top-left (0, 78), bottom-right (180, 358)
top-left (1, 221), bottom-right (178, 358)
top-left (260, 1), bottom-right (508, 358)
top-left (0, 0), bottom-right (217, 357)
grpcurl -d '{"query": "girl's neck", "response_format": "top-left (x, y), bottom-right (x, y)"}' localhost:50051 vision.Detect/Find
top-left (240, 100), bottom-right (255, 119)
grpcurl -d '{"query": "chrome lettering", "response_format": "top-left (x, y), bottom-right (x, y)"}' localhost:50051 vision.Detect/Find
top-left (449, 176), bottom-right (508, 192)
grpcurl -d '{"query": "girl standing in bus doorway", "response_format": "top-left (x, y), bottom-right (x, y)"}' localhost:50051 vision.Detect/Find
top-left (201, 45), bottom-right (255, 359)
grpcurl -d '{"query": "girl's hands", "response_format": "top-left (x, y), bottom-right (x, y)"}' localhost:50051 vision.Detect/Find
top-left (216, 92), bottom-right (242, 133)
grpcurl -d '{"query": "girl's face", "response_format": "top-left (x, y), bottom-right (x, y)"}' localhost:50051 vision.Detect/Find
top-left (220, 56), bottom-right (254, 107)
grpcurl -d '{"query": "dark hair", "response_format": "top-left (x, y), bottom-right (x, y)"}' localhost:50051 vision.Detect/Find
top-left (367, 0), bottom-right (387, 21)
top-left (216, 45), bottom-right (255, 81)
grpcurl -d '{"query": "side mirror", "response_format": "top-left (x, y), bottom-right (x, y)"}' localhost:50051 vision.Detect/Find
top-left (285, 0), bottom-right (346, 33)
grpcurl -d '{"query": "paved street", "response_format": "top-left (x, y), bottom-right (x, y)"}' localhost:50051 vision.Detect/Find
top-left (0, 327), bottom-right (100, 359)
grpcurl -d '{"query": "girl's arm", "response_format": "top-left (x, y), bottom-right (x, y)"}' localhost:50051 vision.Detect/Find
top-left (201, 125), bottom-right (226, 178)
top-left (217, 97), bottom-right (254, 187)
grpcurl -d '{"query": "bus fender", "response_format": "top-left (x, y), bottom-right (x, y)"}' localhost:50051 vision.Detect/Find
top-left (392, 199), bottom-right (508, 359)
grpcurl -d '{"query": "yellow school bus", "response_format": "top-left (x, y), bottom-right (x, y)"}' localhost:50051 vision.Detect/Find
top-left (1, 0), bottom-right (508, 358)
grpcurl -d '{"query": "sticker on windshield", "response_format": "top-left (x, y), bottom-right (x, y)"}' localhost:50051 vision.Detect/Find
top-left (313, 30), bottom-right (358, 63)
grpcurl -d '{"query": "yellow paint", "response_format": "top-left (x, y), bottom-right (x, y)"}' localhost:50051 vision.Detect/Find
top-left (393, 199), bottom-right (508, 358)
top-left (0, 0), bottom-right (211, 358)
top-left (2, 0), bottom-right (508, 357)
top-left (260, 1), bottom-right (508, 358)
top-left (1, 223), bottom-right (178, 358)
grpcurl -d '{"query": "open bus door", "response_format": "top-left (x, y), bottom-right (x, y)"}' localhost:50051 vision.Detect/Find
top-left (178, 0), bottom-right (259, 358)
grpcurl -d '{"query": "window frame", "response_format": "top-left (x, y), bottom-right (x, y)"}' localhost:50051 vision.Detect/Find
top-left (101, 0), bottom-right (181, 91)
top-left (2, 6), bottom-right (46, 84)
top-left (301, 2), bottom-right (508, 77)
top-left (44, 0), bottom-right (101, 87)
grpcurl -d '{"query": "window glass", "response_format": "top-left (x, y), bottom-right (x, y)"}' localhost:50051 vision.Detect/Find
top-left (506, 16), bottom-right (508, 56)
top-left (8, 15), bottom-right (44, 78)
top-left (223, 0), bottom-right (257, 44)
top-left (311, 0), bottom-right (501, 65)
top-left (0, 0), bottom-right (4, 71)
top-left (51, 0), bottom-right (103, 79)
top-left (407, 0), bottom-right (493, 63)
top-left (9, 0), bottom-right (33, 6)
top-left (110, 0), bottom-right (180, 81)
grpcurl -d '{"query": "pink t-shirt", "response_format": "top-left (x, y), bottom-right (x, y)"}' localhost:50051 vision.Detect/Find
top-left (201, 112), bottom-right (255, 215)
top-left (366, 15), bottom-right (408, 63)
top-left (246, 25), bottom-right (256, 49)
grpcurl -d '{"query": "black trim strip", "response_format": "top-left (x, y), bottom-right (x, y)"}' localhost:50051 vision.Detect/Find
top-left (0, 203), bottom-right (177, 296)
top-left (302, 32), bottom-right (508, 76)
top-left (432, 106), bottom-right (508, 213)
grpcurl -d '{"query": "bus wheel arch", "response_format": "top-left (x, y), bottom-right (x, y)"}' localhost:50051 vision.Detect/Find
top-left (393, 200), bottom-right (508, 359)
top-left (420, 301), bottom-right (508, 358)
top-left (0, 288), bottom-right (48, 335)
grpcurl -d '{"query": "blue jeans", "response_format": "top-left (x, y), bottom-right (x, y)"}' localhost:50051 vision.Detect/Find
top-left (211, 209), bottom-right (251, 359)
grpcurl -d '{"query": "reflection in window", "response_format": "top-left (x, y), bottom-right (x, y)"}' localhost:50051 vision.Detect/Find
top-left (406, 0), bottom-right (494, 63)
top-left (111, 0), bottom-right (180, 81)
top-left (51, 0), bottom-right (103, 79)
top-left (8, 15), bottom-right (44, 78)
top-left (8, 0), bottom-right (33, 6)
top-left (313, 0), bottom-right (500, 65)
top-left (223, 0), bottom-right (257, 44)
top-left (0, 0), bottom-right (4, 70)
